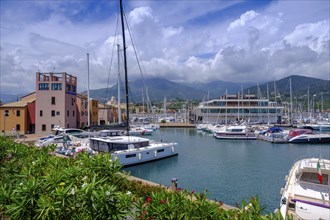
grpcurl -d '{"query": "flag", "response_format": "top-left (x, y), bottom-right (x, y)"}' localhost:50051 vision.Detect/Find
top-left (317, 160), bottom-right (322, 184)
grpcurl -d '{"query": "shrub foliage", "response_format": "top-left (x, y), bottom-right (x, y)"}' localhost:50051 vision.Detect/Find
top-left (0, 137), bottom-right (285, 219)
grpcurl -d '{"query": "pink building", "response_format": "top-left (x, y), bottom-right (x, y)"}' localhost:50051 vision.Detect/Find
top-left (35, 72), bottom-right (77, 134)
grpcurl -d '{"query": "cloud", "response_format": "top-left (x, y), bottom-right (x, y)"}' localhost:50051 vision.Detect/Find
top-left (228, 10), bottom-right (260, 31)
top-left (0, 0), bottom-right (329, 96)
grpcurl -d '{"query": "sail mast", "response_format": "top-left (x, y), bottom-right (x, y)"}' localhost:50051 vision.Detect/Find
top-left (120, 0), bottom-right (129, 134)
top-left (87, 53), bottom-right (90, 128)
top-left (117, 44), bottom-right (122, 124)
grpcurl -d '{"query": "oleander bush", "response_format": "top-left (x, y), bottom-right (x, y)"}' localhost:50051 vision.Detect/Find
top-left (0, 137), bottom-right (286, 219)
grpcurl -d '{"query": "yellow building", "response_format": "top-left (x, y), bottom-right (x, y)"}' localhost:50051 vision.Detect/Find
top-left (90, 99), bottom-right (99, 126)
top-left (0, 93), bottom-right (36, 135)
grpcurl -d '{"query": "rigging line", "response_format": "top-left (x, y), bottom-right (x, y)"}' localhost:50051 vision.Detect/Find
top-left (124, 15), bottom-right (163, 139)
top-left (124, 13), bottom-right (156, 117)
top-left (104, 6), bottom-right (120, 106)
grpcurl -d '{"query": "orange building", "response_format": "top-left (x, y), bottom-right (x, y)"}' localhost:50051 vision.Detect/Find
top-left (0, 93), bottom-right (36, 135)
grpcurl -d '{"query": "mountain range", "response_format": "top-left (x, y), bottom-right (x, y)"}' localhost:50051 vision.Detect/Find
top-left (88, 75), bottom-right (329, 104)
top-left (1, 75), bottom-right (329, 104)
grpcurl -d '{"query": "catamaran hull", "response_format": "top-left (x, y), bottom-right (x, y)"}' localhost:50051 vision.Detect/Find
top-left (112, 144), bottom-right (178, 166)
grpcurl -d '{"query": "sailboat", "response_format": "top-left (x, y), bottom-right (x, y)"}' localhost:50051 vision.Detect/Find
top-left (89, 0), bottom-right (178, 166)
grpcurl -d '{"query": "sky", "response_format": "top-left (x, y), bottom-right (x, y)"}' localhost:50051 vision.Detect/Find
top-left (1, 0), bottom-right (329, 96)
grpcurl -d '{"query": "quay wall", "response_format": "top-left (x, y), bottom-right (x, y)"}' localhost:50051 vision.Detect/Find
top-left (159, 122), bottom-right (196, 128)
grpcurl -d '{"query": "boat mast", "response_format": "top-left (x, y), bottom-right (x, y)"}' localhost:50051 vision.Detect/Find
top-left (289, 77), bottom-right (293, 125)
top-left (117, 44), bottom-right (122, 124)
top-left (120, 0), bottom-right (129, 134)
top-left (87, 53), bottom-right (91, 130)
top-left (267, 84), bottom-right (270, 125)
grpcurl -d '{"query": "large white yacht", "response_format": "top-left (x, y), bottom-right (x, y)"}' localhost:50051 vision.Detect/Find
top-left (195, 94), bottom-right (284, 124)
top-left (279, 158), bottom-right (330, 219)
top-left (89, 136), bottom-right (178, 166)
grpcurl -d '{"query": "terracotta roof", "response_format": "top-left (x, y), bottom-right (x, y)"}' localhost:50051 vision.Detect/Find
top-left (1, 98), bottom-right (35, 108)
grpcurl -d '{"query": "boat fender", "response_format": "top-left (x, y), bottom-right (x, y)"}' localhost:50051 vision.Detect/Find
top-left (171, 147), bottom-right (175, 153)
top-left (280, 188), bottom-right (285, 195)
top-left (285, 175), bottom-right (288, 181)
top-left (138, 153), bottom-right (142, 160)
top-left (154, 151), bottom-right (157, 157)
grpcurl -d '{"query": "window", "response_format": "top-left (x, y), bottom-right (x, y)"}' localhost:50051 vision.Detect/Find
top-left (52, 83), bottom-right (62, 90)
top-left (16, 124), bottom-right (20, 131)
top-left (42, 124), bottom-right (46, 131)
top-left (51, 97), bottom-right (56, 105)
top-left (51, 110), bottom-right (55, 117)
top-left (16, 110), bottom-right (20, 117)
top-left (40, 110), bottom-right (43, 117)
top-left (72, 85), bottom-right (76, 93)
top-left (125, 154), bottom-right (136, 158)
top-left (157, 149), bottom-right (165, 153)
top-left (66, 84), bottom-right (71, 92)
top-left (67, 110), bottom-right (69, 117)
top-left (39, 83), bottom-right (49, 90)
top-left (72, 98), bottom-right (74, 106)
top-left (51, 124), bottom-right (55, 129)
top-left (73, 110), bottom-right (75, 116)
top-left (56, 111), bottom-right (60, 115)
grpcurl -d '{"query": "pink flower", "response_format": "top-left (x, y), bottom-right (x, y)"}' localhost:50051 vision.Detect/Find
top-left (146, 197), bottom-right (151, 203)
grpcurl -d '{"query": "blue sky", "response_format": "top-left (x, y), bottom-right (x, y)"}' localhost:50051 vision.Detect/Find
top-left (1, 0), bottom-right (329, 96)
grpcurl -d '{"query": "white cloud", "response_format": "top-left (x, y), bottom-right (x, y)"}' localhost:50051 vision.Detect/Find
top-left (228, 10), bottom-right (260, 31)
top-left (0, 0), bottom-right (329, 96)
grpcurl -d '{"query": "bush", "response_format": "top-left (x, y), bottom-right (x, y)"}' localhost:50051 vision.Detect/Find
top-left (0, 137), bottom-right (283, 219)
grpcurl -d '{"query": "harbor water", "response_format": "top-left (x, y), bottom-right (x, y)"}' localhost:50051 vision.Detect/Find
top-left (125, 128), bottom-right (330, 214)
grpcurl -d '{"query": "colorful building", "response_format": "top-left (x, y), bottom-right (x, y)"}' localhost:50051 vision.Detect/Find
top-left (76, 94), bottom-right (88, 128)
top-left (35, 72), bottom-right (77, 134)
top-left (0, 93), bottom-right (36, 135)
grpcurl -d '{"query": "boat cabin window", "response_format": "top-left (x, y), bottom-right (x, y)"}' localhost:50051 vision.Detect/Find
top-left (157, 149), bottom-right (164, 153)
top-left (300, 172), bottom-right (328, 185)
top-left (133, 141), bottom-right (149, 149)
top-left (125, 154), bottom-right (136, 158)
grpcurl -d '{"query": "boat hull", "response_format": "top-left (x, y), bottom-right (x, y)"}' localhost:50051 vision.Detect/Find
top-left (112, 143), bottom-right (178, 166)
top-left (214, 133), bottom-right (256, 140)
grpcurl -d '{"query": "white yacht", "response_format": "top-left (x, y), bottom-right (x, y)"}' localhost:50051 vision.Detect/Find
top-left (90, 136), bottom-right (178, 166)
top-left (213, 125), bottom-right (256, 140)
top-left (128, 126), bottom-right (153, 136)
top-left (279, 158), bottom-right (330, 220)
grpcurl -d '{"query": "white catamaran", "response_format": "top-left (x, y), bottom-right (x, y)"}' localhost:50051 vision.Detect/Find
top-left (90, 0), bottom-right (178, 166)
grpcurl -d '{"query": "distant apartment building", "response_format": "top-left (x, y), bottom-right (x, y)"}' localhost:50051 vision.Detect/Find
top-left (0, 92), bottom-right (36, 135)
top-left (35, 72), bottom-right (77, 134)
top-left (76, 94), bottom-right (88, 128)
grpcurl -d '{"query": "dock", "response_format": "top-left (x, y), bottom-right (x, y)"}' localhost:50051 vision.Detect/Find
top-left (159, 122), bottom-right (196, 128)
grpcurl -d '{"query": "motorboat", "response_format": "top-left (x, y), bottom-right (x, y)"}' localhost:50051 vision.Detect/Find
top-left (279, 158), bottom-right (330, 219)
top-left (288, 133), bottom-right (330, 143)
top-left (89, 136), bottom-right (178, 166)
top-left (128, 126), bottom-right (153, 136)
top-left (213, 125), bottom-right (256, 140)
top-left (35, 127), bottom-right (89, 147)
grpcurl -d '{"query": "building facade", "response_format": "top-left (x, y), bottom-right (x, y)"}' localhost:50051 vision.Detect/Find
top-left (76, 94), bottom-right (88, 128)
top-left (35, 72), bottom-right (77, 134)
top-left (0, 93), bottom-right (36, 135)
top-left (195, 94), bottom-right (284, 124)
top-left (90, 99), bottom-right (99, 126)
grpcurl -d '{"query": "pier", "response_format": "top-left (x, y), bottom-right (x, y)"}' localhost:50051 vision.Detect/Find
top-left (159, 122), bottom-right (196, 128)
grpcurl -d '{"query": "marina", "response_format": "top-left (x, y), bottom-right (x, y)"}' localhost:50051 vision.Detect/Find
top-left (125, 127), bottom-right (330, 214)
